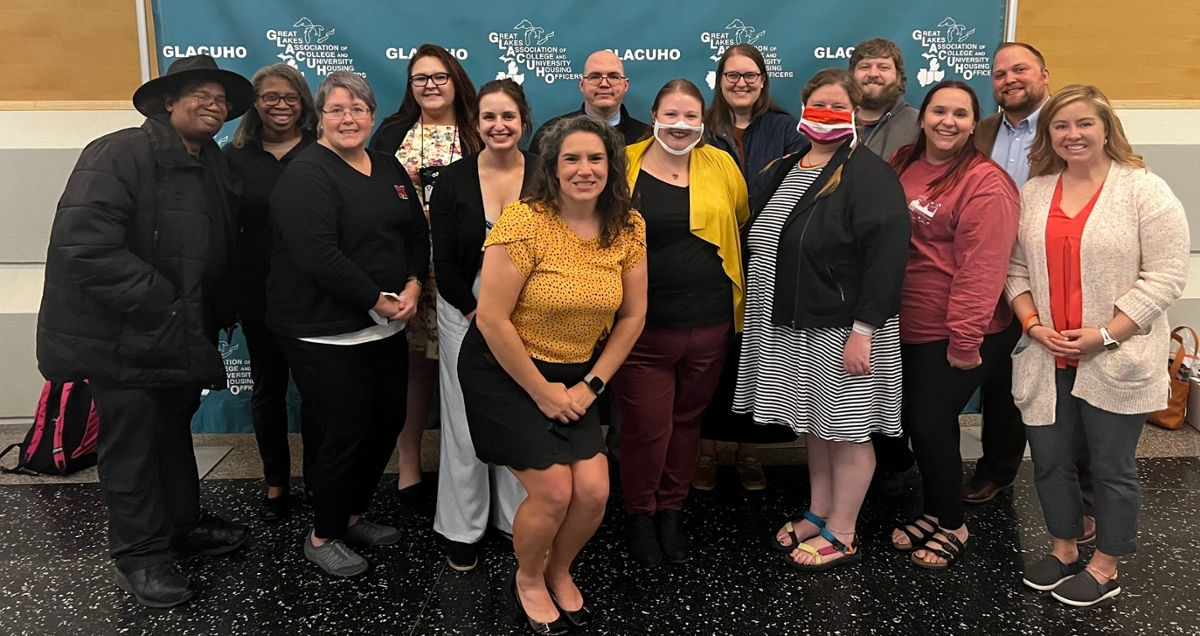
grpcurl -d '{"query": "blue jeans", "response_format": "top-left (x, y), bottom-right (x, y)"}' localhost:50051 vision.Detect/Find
top-left (1025, 366), bottom-right (1145, 556)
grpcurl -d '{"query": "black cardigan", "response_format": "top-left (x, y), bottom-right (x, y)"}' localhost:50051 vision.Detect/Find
top-left (266, 144), bottom-right (429, 338)
top-left (749, 142), bottom-right (910, 329)
top-left (223, 134), bottom-right (316, 320)
top-left (430, 151), bottom-right (540, 316)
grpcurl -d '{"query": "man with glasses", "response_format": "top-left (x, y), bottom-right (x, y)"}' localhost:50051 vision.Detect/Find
top-left (528, 50), bottom-right (649, 156)
top-left (37, 55), bottom-right (253, 608)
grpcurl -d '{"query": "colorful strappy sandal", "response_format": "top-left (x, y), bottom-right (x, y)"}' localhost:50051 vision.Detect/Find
top-left (784, 528), bottom-right (862, 572)
top-left (770, 511), bottom-right (825, 553)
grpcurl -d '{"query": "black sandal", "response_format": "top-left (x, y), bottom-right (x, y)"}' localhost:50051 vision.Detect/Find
top-left (892, 514), bottom-right (937, 552)
top-left (911, 531), bottom-right (966, 570)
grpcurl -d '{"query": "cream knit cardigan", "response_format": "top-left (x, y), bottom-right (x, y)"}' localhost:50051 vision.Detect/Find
top-left (1006, 162), bottom-right (1190, 425)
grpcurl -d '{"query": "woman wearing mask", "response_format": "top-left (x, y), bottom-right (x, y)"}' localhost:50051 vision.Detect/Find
top-left (370, 44), bottom-right (483, 497)
top-left (1010, 85), bottom-right (1187, 606)
top-left (429, 79), bottom-right (537, 572)
top-left (738, 69), bottom-right (909, 570)
top-left (224, 64), bottom-right (318, 521)
top-left (268, 72), bottom-right (428, 577)
top-left (887, 81), bottom-right (1020, 569)
top-left (616, 79), bottom-right (749, 567)
top-left (696, 44), bottom-right (806, 492)
top-left (459, 116), bottom-right (646, 635)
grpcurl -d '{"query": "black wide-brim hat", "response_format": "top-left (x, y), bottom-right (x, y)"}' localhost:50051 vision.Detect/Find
top-left (132, 54), bottom-right (254, 121)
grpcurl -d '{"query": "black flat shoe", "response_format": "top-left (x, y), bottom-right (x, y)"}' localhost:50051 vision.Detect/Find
top-left (447, 541), bottom-right (478, 572)
top-left (549, 588), bottom-right (597, 628)
top-left (260, 494), bottom-right (290, 522)
top-left (172, 510), bottom-right (248, 557)
top-left (507, 572), bottom-right (569, 636)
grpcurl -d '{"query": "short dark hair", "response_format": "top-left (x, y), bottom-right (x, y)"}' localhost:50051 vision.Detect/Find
top-left (848, 38), bottom-right (907, 92)
top-left (476, 78), bottom-right (532, 135)
top-left (995, 42), bottom-right (1047, 68)
top-left (527, 116), bottom-right (635, 249)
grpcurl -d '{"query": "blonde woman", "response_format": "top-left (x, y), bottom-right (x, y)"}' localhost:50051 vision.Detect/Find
top-left (1009, 85), bottom-right (1188, 607)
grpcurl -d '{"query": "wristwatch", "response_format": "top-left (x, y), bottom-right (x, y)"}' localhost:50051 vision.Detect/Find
top-left (584, 374), bottom-right (606, 395)
top-left (1100, 326), bottom-right (1120, 350)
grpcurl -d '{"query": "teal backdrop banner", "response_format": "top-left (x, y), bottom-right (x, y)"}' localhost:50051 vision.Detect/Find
top-left (151, 1), bottom-right (1008, 145)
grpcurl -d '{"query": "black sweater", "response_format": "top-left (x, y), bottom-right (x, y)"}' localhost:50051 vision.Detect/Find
top-left (266, 143), bottom-right (429, 338)
top-left (749, 142), bottom-right (910, 329)
top-left (430, 151), bottom-right (540, 316)
top-left (223, 135), bottom-right (315, 320)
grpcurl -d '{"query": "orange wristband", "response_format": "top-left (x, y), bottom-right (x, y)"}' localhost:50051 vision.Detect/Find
top-left (1021, 312), bottom-right (1040, 334)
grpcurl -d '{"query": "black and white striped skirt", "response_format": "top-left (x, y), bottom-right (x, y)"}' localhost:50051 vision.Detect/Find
top-left (732, 316), bottom-right (903, 443)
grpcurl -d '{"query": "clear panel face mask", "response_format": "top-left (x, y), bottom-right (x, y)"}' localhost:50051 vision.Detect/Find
top-left (653, 120), bottom-right (705, 155)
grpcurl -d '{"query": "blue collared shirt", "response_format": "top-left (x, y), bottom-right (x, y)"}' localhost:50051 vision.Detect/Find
top-left (990, 103), bottom-right (1044, 188)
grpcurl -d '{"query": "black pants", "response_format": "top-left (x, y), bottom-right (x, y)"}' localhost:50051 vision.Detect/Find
top-left (902, 327), bottom-right (1019, 530)
top-left (90, 383), bottom-right (202, 574)
top-left (972, 317), bottom-right (1026, 485)
top-left (241, 313), bottom-right (319, 490)
top-left (279, 332), bottom-right (409, 540)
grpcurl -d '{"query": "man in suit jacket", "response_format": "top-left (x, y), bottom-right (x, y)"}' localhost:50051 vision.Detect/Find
top-left (528, 50), bottom-right (649, 156)
top-left (964, 42), bottom-right (1055, 505)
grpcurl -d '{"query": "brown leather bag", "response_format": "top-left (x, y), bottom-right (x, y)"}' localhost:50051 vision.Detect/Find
top-left (1147, 326), bottom-right (1198, 430)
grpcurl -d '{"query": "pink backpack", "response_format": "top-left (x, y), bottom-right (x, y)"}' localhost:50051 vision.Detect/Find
top-left (0, 381), bottom-right (100, 475)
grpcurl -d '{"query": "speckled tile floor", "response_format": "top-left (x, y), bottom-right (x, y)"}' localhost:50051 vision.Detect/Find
top-left (1, 458), bottom-right (1198, 636)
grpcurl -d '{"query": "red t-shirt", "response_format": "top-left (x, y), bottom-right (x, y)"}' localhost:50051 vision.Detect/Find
top-left (899, 155), bottom-right (1020, 362)
top-left (1045, 176), bottom-right (1103, 369)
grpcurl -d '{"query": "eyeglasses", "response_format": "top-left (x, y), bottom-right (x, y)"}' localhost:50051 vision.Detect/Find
top-left (322, 106), bottom-right (371, 120)
top-left (583, 73), bottom-right (627, 86)
top-left (722, 71), bottom-right (762, 85)
top-left (410, 73), bottom-right (450, 87)
top-left (258, 92), bottom-right (301, 106)
top-left (186, 91), bottom-right (231, 110)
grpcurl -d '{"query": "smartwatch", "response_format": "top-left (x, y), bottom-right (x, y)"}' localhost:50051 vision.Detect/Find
top-left (1100, 326), bottom-right (1120, 350)
top-left (584, 373), bottom-right (606, 395)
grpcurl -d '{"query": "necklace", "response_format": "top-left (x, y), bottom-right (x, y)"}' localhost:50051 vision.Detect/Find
top-left (653, 152), bottom-right (688, 180)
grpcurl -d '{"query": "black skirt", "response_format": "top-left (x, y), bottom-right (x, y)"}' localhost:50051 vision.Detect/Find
top-left (458, 322), bottom-right (606, 470)
top-left (700, 333), bottom-right (799, 444)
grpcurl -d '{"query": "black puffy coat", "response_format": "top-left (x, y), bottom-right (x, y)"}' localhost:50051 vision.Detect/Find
top-left (37, 117), bottom-right (239, 388)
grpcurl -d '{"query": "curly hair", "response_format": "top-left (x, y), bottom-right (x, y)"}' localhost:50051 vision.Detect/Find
top-left (526, 116), bottom-right (634, 248)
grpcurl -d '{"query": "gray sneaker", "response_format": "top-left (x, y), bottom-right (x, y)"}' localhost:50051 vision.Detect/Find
top-left (304, 535), bottom-right (369, 577)
top-left (1023, 554), bottom-right (1084, 591)
top-left (344, 519), bottom-right (401, 546)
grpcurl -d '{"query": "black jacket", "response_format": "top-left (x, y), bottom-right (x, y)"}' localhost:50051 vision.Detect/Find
top-left (528, 103), bottom-right (649, 157)
top-left (430, 151), bottom-right (540, 316)
top-left (266, 144), bottom-right (429, 339)
top-left (37, 117), bottom-right (239, 387)
top-left (710, 110), bottom-right (807, 201)
top-left (749, 142), bottom-right (910, 330)
top-left (223, 135), bottom-right (316, 321)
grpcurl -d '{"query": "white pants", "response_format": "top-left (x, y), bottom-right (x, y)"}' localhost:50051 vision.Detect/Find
top-left (433, 281), bottom-right (526, 543)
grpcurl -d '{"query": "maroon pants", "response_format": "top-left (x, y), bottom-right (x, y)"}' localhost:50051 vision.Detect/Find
top-left (610, 323), bottom-right (730, 515)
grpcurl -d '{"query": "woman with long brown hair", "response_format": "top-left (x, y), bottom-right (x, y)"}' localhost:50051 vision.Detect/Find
top-left (887, 80), bottom-right (1020, 569)
top-left (458, 115), bottom-right (646, 634)
top-left (369, 44), bottom-right (483, 498)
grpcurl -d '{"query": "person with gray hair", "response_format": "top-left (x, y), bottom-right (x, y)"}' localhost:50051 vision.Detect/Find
top-left (267, 71), bottom-right (430, 577)
top-left (224, 63), bottom-right (318, 523)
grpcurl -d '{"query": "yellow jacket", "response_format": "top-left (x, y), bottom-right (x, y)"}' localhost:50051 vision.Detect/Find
top-left (625, 138), bottom-right (750, 331)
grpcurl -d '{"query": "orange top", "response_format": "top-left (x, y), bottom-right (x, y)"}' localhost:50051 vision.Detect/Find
top-left (1045, 177), bottom-right (1104, 369)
